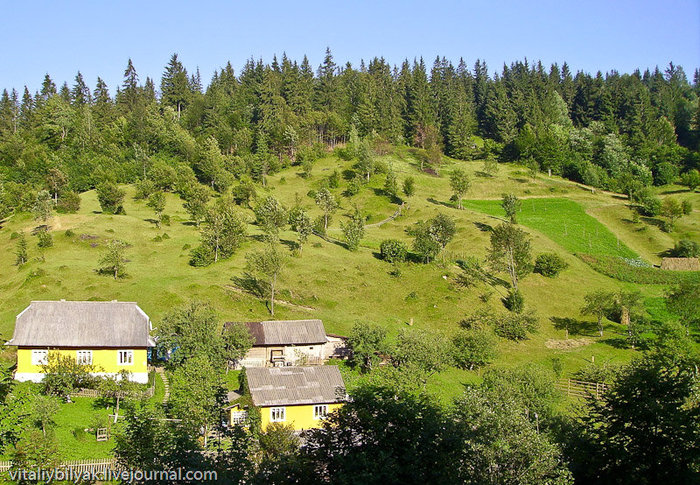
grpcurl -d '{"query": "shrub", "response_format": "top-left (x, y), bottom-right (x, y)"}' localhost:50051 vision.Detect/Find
top-left (64, 229), bottom-right (75, 237)
top-left (670, 240), bottom-right (700, 258)
top-left (379, 239), bottom-right (408, 263)
top-left (493, 311), bottom-right (538, 340)
top-left (572, 362), bottom-right (620, 383)
top-left (96, 182), bottom-right (125, 214)
top-left (638, 194), bottom-right (661, 217)
top-left (133, 179), bottom-right (156, 200)
top-left (452, 329), bottom-right (498, 370)
top-left (188, 245), bottom-right (215, 267)
top-left (403, 177), bottom-right (416, 197)
top-left (653, 162), bottom-right (678, 186)
top-left (328, 170), bottom-right (340, 188)
top-left (344, 177), bottom-right (363, 197)
top-left (37, 231), bottom-right (53, 248)
top-left (534, 253), bottom-right (568, 277)
top-left (56, 191), bottom-right (81, 213)
top-left (681, 199), bottom-right (692, 215)
top-left (503, 289), bottom-right (525, 313)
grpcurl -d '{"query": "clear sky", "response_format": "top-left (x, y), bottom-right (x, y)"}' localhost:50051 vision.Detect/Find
top-left (1, 0), bottom-right (699, 93)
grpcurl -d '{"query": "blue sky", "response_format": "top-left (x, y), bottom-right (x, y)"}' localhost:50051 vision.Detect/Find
top-left (1, 0), bottom-right (698, 93)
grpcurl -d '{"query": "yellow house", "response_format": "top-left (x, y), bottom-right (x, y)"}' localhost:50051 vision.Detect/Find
top-left (6, 300), bottom-right (154, 384)
top-left (229, 366), bottom-right (347, 431)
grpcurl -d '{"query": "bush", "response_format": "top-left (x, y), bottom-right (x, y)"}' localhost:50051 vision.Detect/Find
top-left (328, 170), bottom-right (340, 189)
top-left (493, 311), bottom-right (538, 340)
top-left (452, 329), bottom-right (498, 370)
top-left (37, 231), bottom-right (53, 248)
top-left (379, 239), bottom-right (408, 263)
top-left (64, 229), bottom-right (75, 237)
top-left (96, 182), bottom-right (125, 214)
top-left (670, 239), bottom-right (700, 258)
top-left (681, 199), bottom-right (692, 215)
top-left (503, 289), bottom-right (525, 313)
top-left (56, 191), bottom-right (81, 213)
top-left (638, 194), bottom-right (661, 217)
top-left (133, 179), bottom-right (156, 200)
top-left (534, 253), bottom-right (568, 277)
top-left (653, 162), bottom-right (678, 186)
top-left (188, 245), bottom-right (215, 267)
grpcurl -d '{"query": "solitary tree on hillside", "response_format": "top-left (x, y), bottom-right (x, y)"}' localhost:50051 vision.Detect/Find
top-left (46, 168), bottom-right (67, 204)
top-left (501, 193), bottom-right (521, 224)
top-left (660, 198), bottom-right (683, 231)
top-left (341, 207), bottom-right (365, 251)
top-left (488, 223), bottom-right (532, 290)
top-left (201, 198), bottom-right (247, 262)
top-left (96, 182), bottom-right (126, 214)
top-left (580, 290), bottom-right (616, 337)
top-left (181, 183), bottom-right (210, 226)
top-left (32, 190), bottom-right (53, 224)
top-left (15, 233), bottom-right (28, 266)
top-left (449, 168), bottom-right (470, 209)
top-left (403, 177), bottom-right (416, 198)
top-left (356, 139), bottom-right (375, 181)
top-left (245, 243), bottom-right (287, 316)
top-left (254, 195), bottom-right (287, 240)
top-left (146, 191), bottom-right (166, 228)
top-left (315, 188), bottom-right (338, 230)
top-left (288, 206), bottom-right (313, 254)
top-left (384, 166), bottom-right (398, 199)
top-left (98, 240), bottom-right (128, 279)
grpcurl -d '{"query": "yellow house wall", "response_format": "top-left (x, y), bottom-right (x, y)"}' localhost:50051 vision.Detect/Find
top-left (16, 347), bottom-right (148, 375)
top-left (259, 402), bottom-right (343, 431)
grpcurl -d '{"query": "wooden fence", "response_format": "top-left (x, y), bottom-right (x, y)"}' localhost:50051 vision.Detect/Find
top-left (71, 373), bottom-right (156, 399)
top-left (0, 458), bottom-right (117, 474)
top-left (556, 378), bottom-right (608, 399)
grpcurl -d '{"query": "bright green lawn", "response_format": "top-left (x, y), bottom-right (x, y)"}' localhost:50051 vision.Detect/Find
top-left (462, 198), bottom-right (639, 259)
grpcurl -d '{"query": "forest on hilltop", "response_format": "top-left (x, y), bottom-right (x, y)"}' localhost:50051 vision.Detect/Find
top-left (0, 49), bottom-right (699, 216)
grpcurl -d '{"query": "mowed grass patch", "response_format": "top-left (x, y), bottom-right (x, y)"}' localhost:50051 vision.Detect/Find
top-left (462, 198), bottom-right (639, 259)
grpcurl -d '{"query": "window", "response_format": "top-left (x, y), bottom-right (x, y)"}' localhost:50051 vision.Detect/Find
top-left (231, 410), bottom-right (248, 425)
top-left (118, 350), bottom-right (134, 365)
top-left (31, 350), bottom-right (48, 366)
top-left (76, 350), bottom-right (92, 365)
top-left (270, 407), bottom-right (286, 422)
top-left (313, 405), bottom-right (328, 419)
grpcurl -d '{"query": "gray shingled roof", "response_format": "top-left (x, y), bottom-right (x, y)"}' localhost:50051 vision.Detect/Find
top-left (246, 366), bottom-right (346, 406)
top-left (6, 301), bottom-right (154, 348)
top-left (231, 319), bottom-right (327, 346)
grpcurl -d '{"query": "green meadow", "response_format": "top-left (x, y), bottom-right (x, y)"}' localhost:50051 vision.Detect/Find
top-left (461, 198), bottom-right (638, 259)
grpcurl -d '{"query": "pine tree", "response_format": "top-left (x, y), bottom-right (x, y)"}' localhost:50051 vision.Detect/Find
top-left (161, 53), bottom-right (192, 118)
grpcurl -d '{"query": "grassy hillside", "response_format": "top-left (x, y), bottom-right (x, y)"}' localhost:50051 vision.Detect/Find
top-left (0, 147), bottom-right (698, 404)
top-left (462, 198), bottom-right (638, 259)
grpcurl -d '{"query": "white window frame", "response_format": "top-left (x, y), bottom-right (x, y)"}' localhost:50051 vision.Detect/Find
top-left (31, 350), bottom-right (48, 366)
top-left (231, 410), bottom-right (248, 425)
top-left (270, 407), bottom-right (286, 422)
top-left (118, 350), bottom-right (134, 366)
top-left (313, 404), bottom-right (329, 419)
top-left (76, 350), bottom-right (93, 365)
